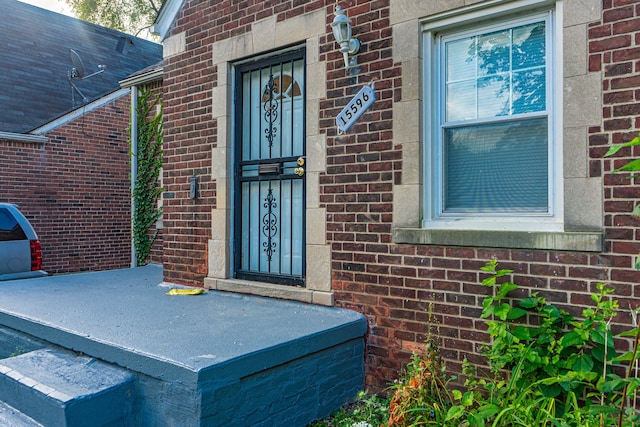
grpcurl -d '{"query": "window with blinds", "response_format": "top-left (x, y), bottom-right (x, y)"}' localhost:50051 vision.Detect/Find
top-left (424, 9), bottom-right (561, 231)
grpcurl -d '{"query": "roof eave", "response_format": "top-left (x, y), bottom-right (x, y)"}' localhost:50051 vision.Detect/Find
top-left (120, 68), bottom-right (164, 88)
top-left (31, 88), bottom-right (131, 135)
top-left (152, 0), bottom-right (186, 41)
top-left (0, 132), bottom-right (48, 144)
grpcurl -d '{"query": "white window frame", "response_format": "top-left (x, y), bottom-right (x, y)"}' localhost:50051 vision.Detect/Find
top-left (422, 1), bottom-right (563, 232)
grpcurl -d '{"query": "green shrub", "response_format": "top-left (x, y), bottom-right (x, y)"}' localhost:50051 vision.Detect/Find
top-left (310, 260), bottom-right (640, 427)
top-left (452, 259), bottom-right (640, 427)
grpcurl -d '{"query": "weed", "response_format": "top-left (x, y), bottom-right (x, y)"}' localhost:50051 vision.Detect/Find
top-left (8, 346), bottom-right (27, 358)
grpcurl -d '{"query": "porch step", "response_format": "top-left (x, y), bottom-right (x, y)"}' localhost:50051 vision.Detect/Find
top-left (0, 348), bottom-right (134, 427)
top-left (0, 400), bottom-right (43, 427)
top-left (0, 325), bottom-right (45, 359)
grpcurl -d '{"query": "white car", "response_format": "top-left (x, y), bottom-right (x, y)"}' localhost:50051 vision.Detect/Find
top-left (0, 203), bottom-right (47, 281)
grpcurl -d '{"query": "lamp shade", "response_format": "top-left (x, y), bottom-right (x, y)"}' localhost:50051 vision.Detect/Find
top-left (330, 5), bottom-right (360, 69)
top-left (331, 5), bottom-right (352, 45)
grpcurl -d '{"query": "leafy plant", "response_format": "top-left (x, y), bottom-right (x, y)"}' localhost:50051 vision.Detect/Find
top-left (308, 391), bottom-right (389, 427)
top-left (605, 132), bottom-right (640, 216)
top-left (387, 304), bottom-right (453, 426)
top-left (131, 88), bottom-right (163, 266)
top-left (483, 262), bottom-right (616, 398)
top-left (457, 260), bottom-right (624, 426)
top-left (311, 260), bottom-right (640, 427)
top-left (604, 133), bottom-right (640, 270)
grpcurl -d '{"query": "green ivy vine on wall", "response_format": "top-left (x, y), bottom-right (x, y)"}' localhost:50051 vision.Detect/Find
top-left (132, 88), bottom-right (163, 266)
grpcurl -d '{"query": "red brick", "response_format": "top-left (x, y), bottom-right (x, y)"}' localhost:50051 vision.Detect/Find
top-left (590, 34), bottom-right (631, 52)
top-left (603, 5), bottom-right (635, 23)
top-left (611, 74), bottom-right (640, 89)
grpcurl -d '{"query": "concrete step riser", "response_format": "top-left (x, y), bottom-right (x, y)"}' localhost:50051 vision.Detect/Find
top-left (0, 400), bottom-right (43, 427)
top-left (0, 348), bottom-right (134, 427)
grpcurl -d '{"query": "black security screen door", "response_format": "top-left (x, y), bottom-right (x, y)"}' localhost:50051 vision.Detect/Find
top-left (234, 48), bottom-right (306, 286)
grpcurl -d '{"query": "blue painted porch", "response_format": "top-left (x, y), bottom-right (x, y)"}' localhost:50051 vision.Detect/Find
top-left (0, 265), bottom-right (366, 426)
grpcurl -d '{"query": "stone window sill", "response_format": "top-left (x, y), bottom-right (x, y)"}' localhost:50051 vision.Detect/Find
top-left (393, 228), bottom-right (603, 252)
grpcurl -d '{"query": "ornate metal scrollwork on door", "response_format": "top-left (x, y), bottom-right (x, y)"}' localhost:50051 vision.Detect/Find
top-left (236, 53), bottom-right (305, 284)
top-left (263, 75), bottom-right (278, 148)
top-left (262, 188), bottom-right (278, 261)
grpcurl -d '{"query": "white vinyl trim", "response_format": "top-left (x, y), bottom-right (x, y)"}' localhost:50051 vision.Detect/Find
top-left (0, 132), bottom-right (48, 144)
top-left (422, 2), bottom-right (562, 232)
top-left (31, 88), bottom-right (131, 135)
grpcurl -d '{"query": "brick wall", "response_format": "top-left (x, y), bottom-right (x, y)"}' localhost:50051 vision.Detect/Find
top-left (162, 1), bottom-right (216, 285)
top-left (1, 84), bottom-right (164, 273)
top-left (162, 0), bottom-right (640, 394)
top-left (321, 0), bottom-right (640, 392)
top-left (327, 0), bottom-right (640, 392)
top-left (590, 0), bottom-right (640, 252)
top-left (0, 96), bottom-right (133, 273)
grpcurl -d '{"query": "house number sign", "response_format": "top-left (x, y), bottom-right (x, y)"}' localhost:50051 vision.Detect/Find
top-left (336, 82), bottom-right (375, 134)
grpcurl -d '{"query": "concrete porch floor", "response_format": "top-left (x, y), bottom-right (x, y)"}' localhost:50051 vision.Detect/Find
top-left (0, 265), bottom-right (367, 426)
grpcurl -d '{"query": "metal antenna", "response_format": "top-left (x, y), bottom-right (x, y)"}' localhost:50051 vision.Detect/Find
top-left (68, 49), bottom-right (106, 105)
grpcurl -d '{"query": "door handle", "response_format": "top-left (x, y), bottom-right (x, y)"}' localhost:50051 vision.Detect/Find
top-left (294, 157), bottom-right (305, 176)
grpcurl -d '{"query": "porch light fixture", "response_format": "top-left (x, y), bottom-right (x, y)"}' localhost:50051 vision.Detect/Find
top-left (331, 5), bottom-right (360, 70)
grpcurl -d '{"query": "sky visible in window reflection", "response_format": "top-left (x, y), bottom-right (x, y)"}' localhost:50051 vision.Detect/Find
top-left (445, 21), bottom-right (546, 122)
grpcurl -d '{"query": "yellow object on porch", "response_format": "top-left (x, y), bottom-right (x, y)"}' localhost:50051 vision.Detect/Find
top-left (166, 288), bottom-right (206, 296)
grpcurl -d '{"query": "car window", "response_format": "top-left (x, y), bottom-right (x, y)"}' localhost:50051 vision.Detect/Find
top-left (0, 208), bottom-right (27, 241)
